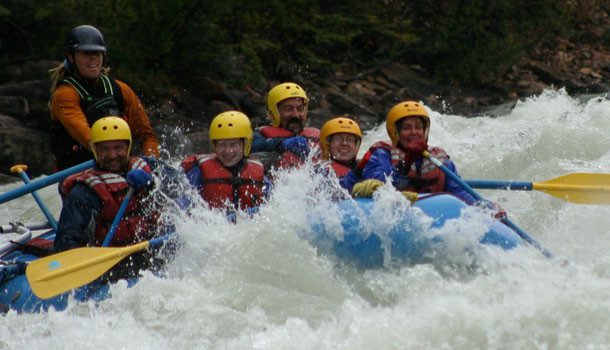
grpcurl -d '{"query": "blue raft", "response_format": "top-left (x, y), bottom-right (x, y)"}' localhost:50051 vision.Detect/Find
top-left (0, 228), bottom-right (145, 314)
top-left (306, 193), bottom-right (523, 269)
top-left (0, 226), bottom-right (172, 314)
top-left (0, 193), bottom-right (523, 313)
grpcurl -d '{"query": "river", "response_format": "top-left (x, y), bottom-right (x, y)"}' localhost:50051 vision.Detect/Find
top-left (1, 89), bottom-right (609, 349)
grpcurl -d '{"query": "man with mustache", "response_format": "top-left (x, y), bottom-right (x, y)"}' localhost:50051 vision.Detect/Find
top-left (54, 117), bottom-right (182, 278)
top-left (250, 82), bottom-right (320, 171)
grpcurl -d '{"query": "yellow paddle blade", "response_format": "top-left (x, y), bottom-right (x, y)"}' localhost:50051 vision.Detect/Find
top-left (26, 241), bottom-right (149, 299)
top-left (533, 173), bottom-right (610, 205)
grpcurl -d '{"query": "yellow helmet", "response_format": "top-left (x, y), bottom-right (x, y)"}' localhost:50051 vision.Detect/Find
top-left (266, 82), bottom-right (308, 127)
top-left (386, 101), bottom-right (430, 145)
top-left (319, 117), bottom-right (362, 160)
top-left (209, 111), bottom-right (253, 156)
top-left (89, 116), bottom-right (132, 161)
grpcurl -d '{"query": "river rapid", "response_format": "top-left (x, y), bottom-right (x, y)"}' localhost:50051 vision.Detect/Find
top-left (1, 89), bottom-right (609, 350)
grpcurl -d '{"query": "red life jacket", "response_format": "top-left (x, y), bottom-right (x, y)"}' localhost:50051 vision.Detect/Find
top-left (357, 141), bottom-right (449, 193)
top-left (190, 154), bottom-right (266, 210)
top-left (258, 126), bottom-right (320, 169)
top-left (61, 157), bottom-right (156, 246)
top-left (329, 160), bottom-right (354, 178)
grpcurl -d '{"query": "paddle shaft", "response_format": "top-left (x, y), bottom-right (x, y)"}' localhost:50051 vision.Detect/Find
top-left (0, 160), bottom-right (94, 205)
top-left (465, 174), bottom-right (610, 205)
top-left (102, 188), bottom-right (135, 247)
top-left (12, 167), bottom-right (58, 231)
top-left (424, 152), bottom-right (552, 258)
top-left (465, 179), bottom-right (532, 190)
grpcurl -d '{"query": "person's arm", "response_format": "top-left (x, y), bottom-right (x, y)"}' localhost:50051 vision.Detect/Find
top-left (442, 160), bottom-right (477, 205)
top-left (117, 80), bottom-right (160, 157)
top-left (339, 169), bottom-right (360, 193)
top-left (361, 149), bottom-right (394, 183)
top-left (54, 183), bottom-right (103, 251)
top-left (140, 156), bottom-right (192, 211)
top-left (251, 130), bottom-right (284, 153)
top-left (50, 85), bottom-right (92, 148)
top-left (184, 166), bottom-right (203, 189)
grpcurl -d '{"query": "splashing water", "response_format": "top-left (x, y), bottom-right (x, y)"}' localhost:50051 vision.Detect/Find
top-left (2, 89), bottom-right (610, 349)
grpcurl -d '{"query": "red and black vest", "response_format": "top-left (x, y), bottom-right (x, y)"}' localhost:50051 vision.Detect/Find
top-left (61, 157), bottom-right (154, 246)
top-left (51, 75), bottom-right (125, 170)
top-left (258, 126), bottom-right (320, 169)
top-left (183, 155), bottom-right (266, 210)
top-left (357, 141), bottom-right (450, 193)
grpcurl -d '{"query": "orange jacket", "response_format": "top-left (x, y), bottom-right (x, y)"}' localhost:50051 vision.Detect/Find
top-left (50, 79), bottom-right (160, 157)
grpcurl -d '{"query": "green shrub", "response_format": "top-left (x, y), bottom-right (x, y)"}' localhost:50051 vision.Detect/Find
top-left (0, 0), bottom-right (580, 92)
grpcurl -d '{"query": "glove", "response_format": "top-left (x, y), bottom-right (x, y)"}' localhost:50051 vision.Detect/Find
top-left (401, 191), bottom-right (418, 203)
top-left (280, 136), bottom-right (310, 158)
top-left (351, 179), bottom-right (384, 198)
top-left (403, 139), bottom-right (428, 166)
top-left (126, 169), bottom-right (153, 190)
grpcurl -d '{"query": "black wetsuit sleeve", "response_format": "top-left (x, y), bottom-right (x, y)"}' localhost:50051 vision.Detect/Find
top-left (54, 183), bottom-right (103, 251)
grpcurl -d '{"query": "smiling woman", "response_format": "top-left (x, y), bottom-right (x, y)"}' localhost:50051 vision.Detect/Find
top-left (48, 25), bottom-right (160, 171)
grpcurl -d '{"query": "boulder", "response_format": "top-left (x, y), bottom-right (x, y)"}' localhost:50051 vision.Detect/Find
top-left (0, 114), bottom-right (54, 176)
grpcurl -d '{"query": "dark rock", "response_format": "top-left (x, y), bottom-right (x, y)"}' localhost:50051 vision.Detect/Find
top-left (0, 60), bottom-right (57, 82)
top-left (0, 96), bottom-right (29, 118)
top-left (0, 114), bottom-right (54, 176)
top-left (325, 90), bottom-right (378, 117)
top-left (0, 80), bottom-right (51, 130)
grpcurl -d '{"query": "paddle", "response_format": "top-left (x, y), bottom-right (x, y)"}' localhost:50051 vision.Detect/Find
top-left (10, 165), bottom-right (58, 230)
top-left (0, 160), bottom-right (94, 205)
top-left (26, 234), bottom-right (171, 299)
top-left (102, 188), bottom-right (135, 247)
top-left (464, 173), bottom-right (610, 205)
top-left (423, 151), bottom-right (552, 258)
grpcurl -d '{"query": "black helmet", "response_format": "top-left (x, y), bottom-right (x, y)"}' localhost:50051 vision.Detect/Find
top-left (64, 25), bottom-right (107, 52)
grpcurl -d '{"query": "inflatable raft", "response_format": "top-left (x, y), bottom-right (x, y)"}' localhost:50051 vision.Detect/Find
top-left (0, 227), bottom-right (112, 313)
top-left (1, 193), bottom-right (524, 313)
top-left (306, 193), bottom-right (523, 269)
top-left (0, 225), bottom-right (172, 314)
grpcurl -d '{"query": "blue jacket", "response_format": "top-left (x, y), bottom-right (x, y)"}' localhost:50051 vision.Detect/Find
top-left (251, 130), bottom-right (284, 153)
top-left (340, 148), bottom-right (477, 204)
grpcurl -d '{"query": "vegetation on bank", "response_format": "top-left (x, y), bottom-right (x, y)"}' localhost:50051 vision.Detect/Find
top-left (0, 0), bottom-right (604, 95)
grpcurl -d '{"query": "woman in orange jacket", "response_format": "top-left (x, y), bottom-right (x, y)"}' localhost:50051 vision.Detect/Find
top-left (49, 25), bottom-right (159, 170)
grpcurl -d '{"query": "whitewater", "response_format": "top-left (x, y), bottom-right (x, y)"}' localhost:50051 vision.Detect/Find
top-left (1, 88), bottom-right (609, 350)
